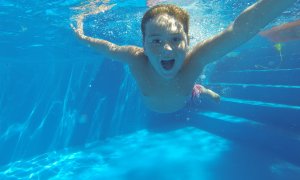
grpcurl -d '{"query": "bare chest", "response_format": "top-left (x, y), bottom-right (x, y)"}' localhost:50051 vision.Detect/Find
top-left (131, 66), bottom-right (193, 113)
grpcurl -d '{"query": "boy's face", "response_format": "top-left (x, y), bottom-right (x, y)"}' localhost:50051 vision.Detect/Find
top-left (143, 14), bottom-right (188, 80)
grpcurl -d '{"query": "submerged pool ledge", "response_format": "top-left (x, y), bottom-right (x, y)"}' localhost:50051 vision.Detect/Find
top-left (209, 82), bottom-right (300, 89)
top-left (191, 112), bottom-right (300, 167)
top-left (228, 68), bottom-right (300, 73)
top-left (221, 97), bottom-right (300, 110)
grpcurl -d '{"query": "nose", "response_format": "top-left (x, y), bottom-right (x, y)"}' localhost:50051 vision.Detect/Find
top-left (163, 43), bottom-right (172, 51)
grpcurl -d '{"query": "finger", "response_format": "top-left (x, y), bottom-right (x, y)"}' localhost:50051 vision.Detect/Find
top-left (70, 23), bottom-right (76, 31)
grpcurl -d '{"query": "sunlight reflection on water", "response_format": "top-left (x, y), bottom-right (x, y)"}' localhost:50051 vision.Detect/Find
top-left (0, 127), bottom-right (229, 179)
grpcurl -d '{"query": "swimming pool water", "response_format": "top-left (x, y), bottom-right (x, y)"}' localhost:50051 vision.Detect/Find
top-left (0, 0), bottom-right (300, 179)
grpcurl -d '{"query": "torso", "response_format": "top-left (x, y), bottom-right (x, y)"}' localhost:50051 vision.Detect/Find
top-left (129, 54), bottom-right (196, 113)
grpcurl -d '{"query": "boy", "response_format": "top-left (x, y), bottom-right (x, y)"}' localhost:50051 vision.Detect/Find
top-left (71, 0), bottom-right (297, 113)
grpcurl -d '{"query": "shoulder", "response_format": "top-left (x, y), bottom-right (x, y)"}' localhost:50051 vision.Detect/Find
top-left (122, 46), bottom-right (148, 67)
top-left (111, 45), bottom-right (146, 65)
top-left (125, 46), bottom-right (145, 57)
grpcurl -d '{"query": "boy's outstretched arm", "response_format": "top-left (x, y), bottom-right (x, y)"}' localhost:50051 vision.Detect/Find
top-left (187, 0), bottom-right (297, 75)
top-left (71, 13), bottom-right (143, 64)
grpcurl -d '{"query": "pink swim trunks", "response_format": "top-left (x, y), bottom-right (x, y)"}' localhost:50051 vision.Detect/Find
top-left (192, 84), bottom-right (203, 97)
top-left (191, 84), bottom-right (204, 104)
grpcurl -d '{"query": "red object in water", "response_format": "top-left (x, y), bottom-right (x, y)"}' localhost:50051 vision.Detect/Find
top-left (260, 19), bottom-right (300, 42)
top-left (147, 0), bottom-right (166, 7)
top-left (146, 0), bottom-right (194, 7)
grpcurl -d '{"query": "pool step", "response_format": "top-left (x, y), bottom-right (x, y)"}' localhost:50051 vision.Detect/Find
top-left (203, 97), bottom-right (300, 134)
top-left (209, 68), bottom-right (300, 85)
top-left (190, 111), bottom-right (300, 166)
top-left (208, 83), bottom-right (300, 106)
top-left (203, 67), bottom-right (300, 134)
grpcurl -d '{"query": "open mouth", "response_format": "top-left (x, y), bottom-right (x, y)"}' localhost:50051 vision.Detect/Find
top-left (161, 59), bottom-right (175, 70)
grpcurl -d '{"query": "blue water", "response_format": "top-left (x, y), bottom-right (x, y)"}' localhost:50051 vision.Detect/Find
top-left (1, 0), bottom-right (300, 179)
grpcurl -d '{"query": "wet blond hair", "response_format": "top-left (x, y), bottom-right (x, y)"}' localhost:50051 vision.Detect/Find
top-left (141, 4), bottom-right (190, 42)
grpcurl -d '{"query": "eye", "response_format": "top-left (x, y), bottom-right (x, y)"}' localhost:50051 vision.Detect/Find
top-left (172, 37), bottom-right (182, 42)
top-left (151, 39), bottom-right (162, 44)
